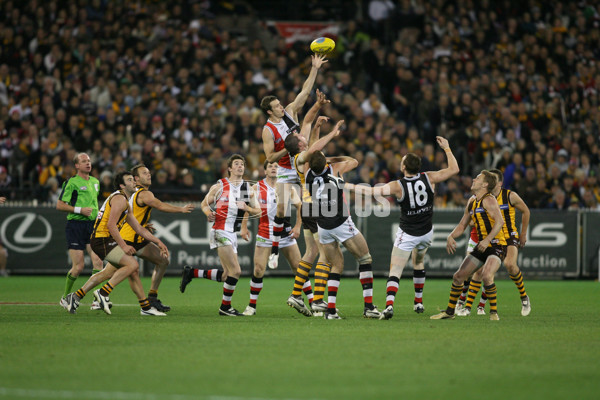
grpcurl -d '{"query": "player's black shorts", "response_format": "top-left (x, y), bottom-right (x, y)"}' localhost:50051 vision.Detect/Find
top-left (125, 240), bottom-right (150, 251)
top-left (470, 243), bottom-right (506, 263)
top-left (302, 215), bottom-right (319, 234)
top-left (90, 237), bottom-right (117, 260)
top-left (65, 220), bottom-right (94, 250)
top-left (506, 236), bottom-right (520, 247)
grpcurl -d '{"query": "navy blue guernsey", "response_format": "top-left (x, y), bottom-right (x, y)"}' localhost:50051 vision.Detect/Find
top-left (397, 173), bottom-right (435, 236)
top-left (305, 165), bottom-right (349, 230)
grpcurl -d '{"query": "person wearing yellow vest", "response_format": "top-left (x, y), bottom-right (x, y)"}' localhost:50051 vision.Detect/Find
top-left (456, 168), bottom-right (531, 317)
top-left (118, 165), bottom-right (194, 312)
top-left (431, 170), bottom-right (506, 321)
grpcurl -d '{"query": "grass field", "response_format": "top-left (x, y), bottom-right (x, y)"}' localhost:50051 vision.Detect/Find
top-left (1, 276), bottom-right (599, 400)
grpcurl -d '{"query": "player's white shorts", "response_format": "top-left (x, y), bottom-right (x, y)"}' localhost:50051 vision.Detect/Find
top-left (393, 227), bottom-right (433, 252)
top-left (209, 229), bottom-right (238, 253)
top-left (318, 217), bottom-right (360, 244)
top-left (466, 238), bottom-right (477, 254)
top-left (255, 234), bottom-right (297, 248)
top-left (277, 166), bottom-right (299, 184)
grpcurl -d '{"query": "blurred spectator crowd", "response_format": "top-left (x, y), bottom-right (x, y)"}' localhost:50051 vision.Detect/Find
top-left (1, 0), bottom-right (600, 210)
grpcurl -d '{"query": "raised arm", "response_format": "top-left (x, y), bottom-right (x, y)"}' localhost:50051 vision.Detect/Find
top-left (297, 120), bottom-right (344, 165)
top-left (426, 136), bottom-right (460, 184)
top-left (510, 191), bottom-right (530, 248)
top-left (285, 54), bottom-right (328, 118)
top-left (139, 190), bottom-right (194, 213)
top-left (262, 127), bottom-right (289, 163)
top-left (308, 115), bottom-right (329, 147)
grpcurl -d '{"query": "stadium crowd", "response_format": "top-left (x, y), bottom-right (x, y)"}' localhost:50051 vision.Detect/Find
top-left (1, 0), bottom-right (600, 210)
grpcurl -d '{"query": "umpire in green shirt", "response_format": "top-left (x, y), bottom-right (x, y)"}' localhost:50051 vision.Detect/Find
top-left (57, 153), bottom-right (104, 308)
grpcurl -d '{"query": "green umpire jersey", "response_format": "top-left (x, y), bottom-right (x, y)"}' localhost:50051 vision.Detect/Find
top-left (58, 174), bottom-right (100, 221)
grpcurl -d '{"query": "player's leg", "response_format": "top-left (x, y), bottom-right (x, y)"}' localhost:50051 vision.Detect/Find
top-left (217, 245), bottom-right (243, 316)
top-left (480, 255), bottom-right (502, 320)
top-left (271, 182), bottom-right (290, 258)
top-left (458, 238), bottom-right (477, 310)
top-left (457, 267), bottom-right (483, 316)
top-left (380, 247), bottom-right (410, 320)
top-left (64, 263), bottom-right (117, 314)
top-left (411, 247), bottom-right (429, 313)
top-left (430, 255), bottom-right (482, 319)
top-left (138, 242), bottom-right (171, 312)
top-left (288, 229), bottom-right (316, 308)
top-left (322, 241), bottom-right (344, 319)
top-left (310, 232), bottom-right (331, 312)
top-left (505, 245), bottom-right (531, 316)
top-left (124, 261), bottom-right (166, 316)
top-left (342, 232), bottom-right (380, 318)
top-left (180, 230), bottom-right (228, 293)
top-left (244, 245), bottom-right (269, 315)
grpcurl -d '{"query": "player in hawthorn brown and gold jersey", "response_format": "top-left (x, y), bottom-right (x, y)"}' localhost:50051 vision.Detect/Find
top-left (119, 165), bottom-right (194, 312)
top-left (283, 114), bottom-right (345, 316)
top-left (63, 171), bottom-right (169, 316)
top-left (431, 170), bottom-right (506, 321)
top-left (457, 169), bottom-right (531, 317)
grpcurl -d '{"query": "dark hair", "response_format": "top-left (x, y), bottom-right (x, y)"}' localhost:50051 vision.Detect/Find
top-left (481, 170), bottom-right (498, 192)
top-left (309, 151), bottom-right (326, 173)
top-left (130, 164), bottom-right (146, 177)
top-left (227, 154), bottom-right (245, 176)
top-left (113, 171), bottom-right (132, 191)
top-left (260, 95), bottom-right (277, 115)
top-left (490, 168), bottom-right (504, 184)
top-left (403, 153), bottom-right (421, 175)
top-left (284, 134), bottom-right (301, 156)
top-left (263, 160), bottom-right (277, 170)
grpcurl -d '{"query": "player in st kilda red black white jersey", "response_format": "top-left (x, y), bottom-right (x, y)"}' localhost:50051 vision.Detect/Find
top-left (346, 136), bottom-right (459, 320)
top-left (260, 54), bottom-right (328, 268)
top-left (237, 160), bottom-right (306, 316)
top-left (305, 150), bottom-right (382, 320)
top-left (179, 154), bottom-right (261, 317)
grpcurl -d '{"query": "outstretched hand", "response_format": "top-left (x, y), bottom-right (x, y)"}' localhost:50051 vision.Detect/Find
top-left (311, 54), bottom-right (328, 69)
top-left (315, 88), bottom-right (330, 106)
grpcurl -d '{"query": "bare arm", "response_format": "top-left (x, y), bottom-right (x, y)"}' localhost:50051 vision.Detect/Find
top-left (290, 185), bottom-right (302, 239)
top-left (238, 190), bottom-right (261, 217)
top-left (446, 201), bottom-right (473, 254)
top-left (331, 156), bottom-right (359, 176)
top-left (346, 180), bottom-right (403, 198)
top-left (262, 127), bottom-right (288, 163)
top-left (426, 136), bottom-right (460, 184)
top-left (139, 190), bottom-right (194, 213)
top-left (106, 195), bottom-right (134, 253)
top-left (510, 191), bottom-right (530, 247)
top-left (297, 120), bottom-right (344, 165)
top-left (285, 54), bottom-right (328, 118)
top-left (56, 199), bottom-right (93, 217)
top-left (201, 182), bottom-right (222, 222)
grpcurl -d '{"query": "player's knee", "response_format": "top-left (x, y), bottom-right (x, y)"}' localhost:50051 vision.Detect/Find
top-left (357, 253), bottom-right (372, 265)
top-left (504, 262), bottom-right (519, 275)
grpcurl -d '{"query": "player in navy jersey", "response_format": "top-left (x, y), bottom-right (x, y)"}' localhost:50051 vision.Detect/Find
top-left (346, 136), bottom-right (458, 320)
top-left (305, 150), bottom-right (381, 319)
